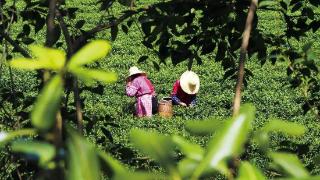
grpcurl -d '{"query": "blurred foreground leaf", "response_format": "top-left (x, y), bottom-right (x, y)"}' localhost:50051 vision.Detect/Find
top-left (97, 150), bottom-right (126, 176)
top-left (178, 158), bottom-right (200, 178)
top-left (130, 129), bottom-right (177, 174)
top-left (237, 161), bottom-right (266, 180)
top-left (172, 135), bottom-right (204, 161)
top-left (11, 141), bottom-right (55, 167)
top-left (114, 171), bottom-right (167, 180)
top-left (9, 46), bottom-right (66, 70)
top-left (185, 118), bottom-right (223, 136)
top-left (269, 152), bottom-right (309, 178)
top-left (30, 46), bottom-right (66, 70)
top-left (192, 104), bottom-right (255, 178)
top-left (68, 40), bottom-right (111, 69)
top-left (261, 119), bottom-right (305, 136)
top-left (31, 75), bottom-right (63, 131)
top-left (0, 129), bottom-right (36, 147)
top-left (67, 129), bottom-right (100, 180)
top-left (70, 68), bottom-right (117, 84)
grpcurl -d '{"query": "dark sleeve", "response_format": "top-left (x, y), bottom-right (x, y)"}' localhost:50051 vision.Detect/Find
top-left (190, 95), bottom-right (197, 105)
top-left (172, 95), bottom-right (181, 104)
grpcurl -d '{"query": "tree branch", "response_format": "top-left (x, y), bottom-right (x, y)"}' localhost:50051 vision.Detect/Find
top-left (232, 0), bottom-right (258, 116)
top-left (1, 32), bottom-right (31, 58)
top-left (56, 9), bottom-right (74, 57)
top-left (86, 9), bottom-right (144, 35)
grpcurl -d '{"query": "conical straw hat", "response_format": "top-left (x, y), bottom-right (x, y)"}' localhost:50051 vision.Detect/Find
top-left (180, 71), bottom-right (200, 95)
top-left (128, 66), bottom-right (145, 77)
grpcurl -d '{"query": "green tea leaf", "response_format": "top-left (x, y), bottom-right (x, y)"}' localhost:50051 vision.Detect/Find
top-left (31, 75), bottom-right (63, 131)
top-left (67, 129), bottom-right (100, 180)
top-left (172, 135), bottom-right (204, 161)
top-left (237, 161), bottom-right (266, 180)
top-left (130, 129), bottom-right (176, 171)
top-left (185, 118), bottom-right (223, 136)
top-left (192, 104), bottom-right (255, 178)
top-left (269, 152), bottom-right (309, 178)
top-left (261, 119), bottom-right (305, 136)
top-left (68, 40), bottom-right (111, 68)
top-left (70, 68), bottom-right (117, 84)
top-left (11, 141), bottom-right (55, 167)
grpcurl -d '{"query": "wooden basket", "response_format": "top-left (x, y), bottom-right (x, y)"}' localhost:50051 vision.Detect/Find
top-left (158, 97), bottom-right (172, 118)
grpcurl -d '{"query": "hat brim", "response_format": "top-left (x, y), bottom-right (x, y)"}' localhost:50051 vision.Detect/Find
top-left (180, 71), bottom-right (200, 94)
top-left (127, 71), bottom-right (146, 78)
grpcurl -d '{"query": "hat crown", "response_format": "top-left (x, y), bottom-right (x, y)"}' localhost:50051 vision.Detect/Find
top-left (180, 70), bottom-right (200, 94)
top-left (128, 66), bottom-right (145, 77)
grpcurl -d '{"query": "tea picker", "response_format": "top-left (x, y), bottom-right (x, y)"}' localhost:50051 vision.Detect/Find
top-left (171, 71), bottom-right (200, 107)
top-left (125, 66), bottom-right (158, 117)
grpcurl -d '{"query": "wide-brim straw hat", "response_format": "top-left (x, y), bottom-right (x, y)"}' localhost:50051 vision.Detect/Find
top-left (180, 71), bottom-right (200, 95)
top-left (128, 66), bottom-right (146, 78)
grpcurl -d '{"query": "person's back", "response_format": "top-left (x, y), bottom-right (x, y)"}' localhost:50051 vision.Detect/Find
top-left (130, 75), bottom-right (155, 97)
top-left (125, 66), bottom-right (157, 117)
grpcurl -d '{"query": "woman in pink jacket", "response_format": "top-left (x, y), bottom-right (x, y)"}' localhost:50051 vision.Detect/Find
top-left (126, 66), bottom-right (157, 117)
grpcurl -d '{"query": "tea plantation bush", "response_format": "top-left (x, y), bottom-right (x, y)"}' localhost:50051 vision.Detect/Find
top-left (0, 0), bottom-right (320, 179)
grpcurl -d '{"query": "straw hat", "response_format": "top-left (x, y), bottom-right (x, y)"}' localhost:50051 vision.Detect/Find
top-left (180, 71), bottom-right (200, 94)
top-left (128, 66), bottom-right (145, 77)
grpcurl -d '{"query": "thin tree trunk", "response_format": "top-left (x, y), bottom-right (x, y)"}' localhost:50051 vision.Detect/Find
top-left (45, 0), bottom-right (58, 47)
top-left (57, 9), bottom-right (84, 134)
top-left (232, 0), bottom-right (258, 117)
top-left (74, 79), bottom-right (83, 134)
top-left (45, 0), bottom-right (64, 148)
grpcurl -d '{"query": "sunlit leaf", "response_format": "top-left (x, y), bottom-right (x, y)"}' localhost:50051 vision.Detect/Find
top-left (237, 161), bottom-right (266, 180)
top-left (0, 129), bottom-right (36, 147)
top-left (9, 46), bottom-right (66, 70)
top-left (11, 141), bottom-right (55, 167)
top-left (68, 40), bottom-right (111, 68)
top-left (9, 58), bottom-right (47, 70)
top-left (31, 75), bottom-right (63, 131)
top-left (261, 119), bottom-right (305, 136)
top-left (269, 152), bottom-right (309, 178)
top-left (172, 135), bottom-right (204, 161)
top-left (30, 45), bottom-right (66, 70)
top-left (67, 129), bottom-right (100, 180)
top-left (185, 118), bottom-right (223, 136)
top-left (70, 67), bottom-right (117, 84)
top-left (192, 104), bottom-right (255, 178)
top-left (130, 129), bottom-right (176, 172)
